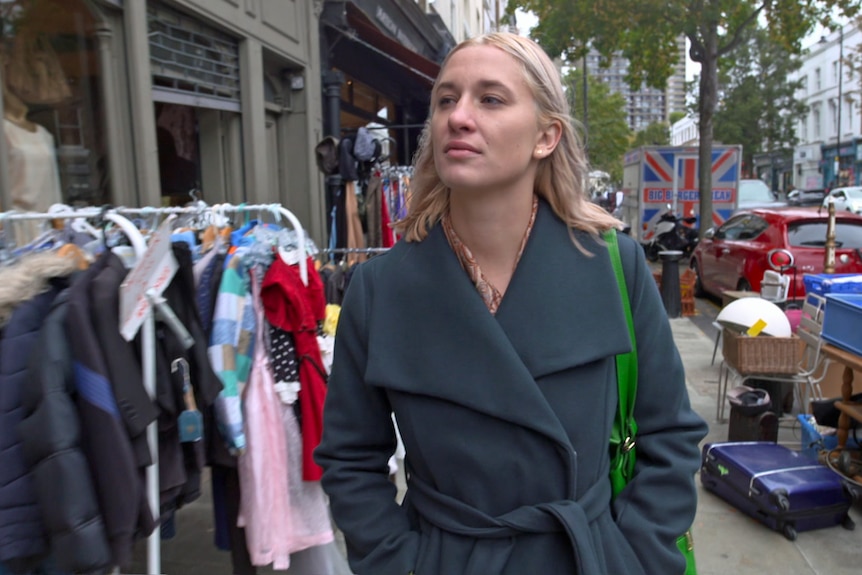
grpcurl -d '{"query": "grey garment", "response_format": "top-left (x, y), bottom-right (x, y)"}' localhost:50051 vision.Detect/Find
top-left (352, 127), bottom-right (377, 162)
top-left (365, 175), bottom-right (383, 249)
top-left (315, 200), bottom-right (708, 575)
top-left (286, 541), bottom-right (354, 575)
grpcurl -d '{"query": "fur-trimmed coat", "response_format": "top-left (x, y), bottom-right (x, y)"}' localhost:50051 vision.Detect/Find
top-left (0, 253), bottom-right (81, 570)
top-left (315, 200), bottom-right (709, 575)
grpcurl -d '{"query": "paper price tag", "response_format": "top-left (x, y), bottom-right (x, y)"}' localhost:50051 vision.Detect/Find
top-left (119, 216), bottom-right (178, 341)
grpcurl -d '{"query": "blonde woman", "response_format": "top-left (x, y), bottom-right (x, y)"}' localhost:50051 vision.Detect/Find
top-left (315, 32), bottom-right (707, 575)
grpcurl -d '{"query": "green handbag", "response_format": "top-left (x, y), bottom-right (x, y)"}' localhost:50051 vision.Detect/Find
top-left (604, 229), bottom-right (697, 575)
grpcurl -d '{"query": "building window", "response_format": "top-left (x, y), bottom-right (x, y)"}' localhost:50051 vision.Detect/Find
top-left (815, 68), bottom-right (821, 90)
top-left (829, 99), bottom-right (837, 135)
top-left (799, 75), bottom-right (807, 95)
top-left (799, 115), bottom-right (808, 142)
top-left (812, 104), bottom-right (821, 139)
top-left (832, 61), bottom-right (838, 83)
top-left (1, 0), bottom-right (109, 230)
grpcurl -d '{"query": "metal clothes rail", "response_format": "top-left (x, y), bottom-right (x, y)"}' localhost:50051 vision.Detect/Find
top-left (0, 201), bottom-right (309, 575)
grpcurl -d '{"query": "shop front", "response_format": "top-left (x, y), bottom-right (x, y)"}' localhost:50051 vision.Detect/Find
top-left (753, 150), bottom-right (793, 197)
top-left (1, 0), bottom-right (326, 243)
top-left (821, 141), bottom-right (859, 189)
top-left (319, 0), bottom-right (454, 248)
top-left (320, 0), bottom-right (453, 161)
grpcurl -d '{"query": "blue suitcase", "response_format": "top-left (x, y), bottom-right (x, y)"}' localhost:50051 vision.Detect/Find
top-left (700, 441), bottom-right (856, 540)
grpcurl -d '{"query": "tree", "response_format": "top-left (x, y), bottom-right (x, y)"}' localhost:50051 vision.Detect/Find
top-left (631, 121), bottom-right (671, 147)
top-left (507, 0), bottom-right (859, 237)
top-left (712, 25), bottom-right (808, 178)
top-left (669, 111), bottom-right (687, 125)
top-left (565, 70), bottom-right (631, 183)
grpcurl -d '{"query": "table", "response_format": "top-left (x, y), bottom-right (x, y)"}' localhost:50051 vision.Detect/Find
top-left (819, 343), bottom-right (862, 449)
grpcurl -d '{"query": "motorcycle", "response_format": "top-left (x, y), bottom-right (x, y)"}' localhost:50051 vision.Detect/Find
top-left (643, 207), bottom-right (699, 262)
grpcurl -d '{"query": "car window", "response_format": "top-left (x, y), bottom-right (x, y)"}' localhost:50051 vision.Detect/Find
top-left (739, 180), bottom-right (773, 203)
top-left (715, 216), bottom-right (746, 239)
top-left (787, 221), bottom-right (862, 249)
top-left (845, 188), bottom-right (862, 199)
top-left (717, 215), bottom-right (767, 240)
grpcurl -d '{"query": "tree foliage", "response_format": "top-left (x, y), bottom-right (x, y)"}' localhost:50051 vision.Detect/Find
top-left (669, 111), bottom-right (687, 125)
top-left (712, 25), bottom-right (808, 172)
top-left (631, 121), bottom-right (671, 147)
top-left (507, 0), bottom-right (860, 237)
top-left (565, 70), bottom-right (631, 183)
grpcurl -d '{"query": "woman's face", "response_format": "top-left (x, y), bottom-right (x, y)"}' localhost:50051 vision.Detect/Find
top-left (431, 45), bottom-right (551, 197)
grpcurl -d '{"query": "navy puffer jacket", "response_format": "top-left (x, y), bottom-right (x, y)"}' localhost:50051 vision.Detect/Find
top-left (18, 289), bottom-right (112, 573)
top-left (0, 287), bottom-right (59, 567)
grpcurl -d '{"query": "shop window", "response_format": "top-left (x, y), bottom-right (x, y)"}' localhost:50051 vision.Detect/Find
top-left (1, 0), bottom-right (109, 216)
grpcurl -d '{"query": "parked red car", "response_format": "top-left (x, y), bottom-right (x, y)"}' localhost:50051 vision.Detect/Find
top-left (690, 207), bottom-right (862, 300)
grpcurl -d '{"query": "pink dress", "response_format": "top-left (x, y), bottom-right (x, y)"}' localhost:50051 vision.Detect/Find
top-left (237, 268), bottom-right (333, 570)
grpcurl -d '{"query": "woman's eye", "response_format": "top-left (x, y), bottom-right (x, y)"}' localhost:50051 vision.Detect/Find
top-left (482, 95), bottom-right (503, 105)
top-left (437, 95), bottom-right (457, 107)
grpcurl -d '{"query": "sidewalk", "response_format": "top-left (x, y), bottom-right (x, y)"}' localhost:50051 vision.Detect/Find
top-left (672, 316), bottom-right (862, 575)
top-left (130, 313), bottom-right (862, 574)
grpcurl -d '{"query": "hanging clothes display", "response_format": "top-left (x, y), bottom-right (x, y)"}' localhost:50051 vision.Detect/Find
top-left (0, 204), bottom-right (342, 575)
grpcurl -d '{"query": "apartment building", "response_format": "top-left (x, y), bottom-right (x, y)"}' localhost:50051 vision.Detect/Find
top-left (791, 23), bottom-right (861, 190)
top-left (585, 36), bottom-right (688, 132)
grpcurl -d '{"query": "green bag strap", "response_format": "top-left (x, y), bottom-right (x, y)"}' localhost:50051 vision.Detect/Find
top-left (603, 229), bottom-right (638, 497)
top-left (604, 231), bottom-right (698, 575)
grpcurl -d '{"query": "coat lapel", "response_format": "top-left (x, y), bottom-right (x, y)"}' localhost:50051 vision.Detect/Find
top-left (495, 201), bottom-right (631, 378)
top-left (366, 201), bottom-right (631, 447)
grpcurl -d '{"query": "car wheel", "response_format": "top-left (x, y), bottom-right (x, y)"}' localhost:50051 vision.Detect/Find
top-left (691, 260), bottom-right (706, 297)
top-left (737, 279), bottom-right (752, 292)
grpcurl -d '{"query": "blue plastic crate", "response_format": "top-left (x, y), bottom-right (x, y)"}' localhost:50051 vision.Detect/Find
top-left (822, 294), bottom-right (862, 355)
top-left (803, 273), bottom-right (862, 296)
top-left (798, 414), bottom-right (859, 459)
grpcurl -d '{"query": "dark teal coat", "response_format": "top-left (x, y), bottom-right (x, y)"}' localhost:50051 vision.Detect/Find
top-left (315, 200), bottom-right (708, 575)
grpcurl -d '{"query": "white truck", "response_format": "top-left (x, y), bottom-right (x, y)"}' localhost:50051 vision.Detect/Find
top-left (620, 145), bottom-right (742, 244)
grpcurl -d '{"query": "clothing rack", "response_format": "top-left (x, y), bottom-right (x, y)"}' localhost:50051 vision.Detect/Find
top-left (321, 247), bottom-right (391, 255)
top-left (0, 201), bottom-right (309, 575)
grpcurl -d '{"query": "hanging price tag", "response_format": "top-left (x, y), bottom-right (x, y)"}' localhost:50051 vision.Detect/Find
top-left (119, 217), bottom-right (178, 341)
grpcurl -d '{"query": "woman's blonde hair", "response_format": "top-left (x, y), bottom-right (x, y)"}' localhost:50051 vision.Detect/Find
top-left (394, 32), bottom-right (622, 243)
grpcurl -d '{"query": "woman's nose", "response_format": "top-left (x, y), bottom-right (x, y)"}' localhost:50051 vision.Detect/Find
top-left (447, 98), bottom-right (476, 131)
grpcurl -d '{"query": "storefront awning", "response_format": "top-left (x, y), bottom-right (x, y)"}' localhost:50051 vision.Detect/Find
top-left (325, 2), bottom-right (441, 91)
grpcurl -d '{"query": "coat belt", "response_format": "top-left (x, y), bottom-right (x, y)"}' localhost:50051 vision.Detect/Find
top-left (407, 473), bottom-right (610, 574)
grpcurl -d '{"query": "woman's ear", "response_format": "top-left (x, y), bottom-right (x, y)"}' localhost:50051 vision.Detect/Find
top-left (533, 120), bottom-right (562, 159)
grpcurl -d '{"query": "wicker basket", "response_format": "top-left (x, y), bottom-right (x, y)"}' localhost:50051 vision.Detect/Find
top-left (722, 327), bottom-right (801, 374)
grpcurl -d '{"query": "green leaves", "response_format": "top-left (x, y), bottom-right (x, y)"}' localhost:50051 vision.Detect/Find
top-left (564, 70), bottom-right (630, 183)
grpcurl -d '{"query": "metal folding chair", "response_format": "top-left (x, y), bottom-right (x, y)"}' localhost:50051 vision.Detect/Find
top-left (717, 293), bottom-right (831, 422)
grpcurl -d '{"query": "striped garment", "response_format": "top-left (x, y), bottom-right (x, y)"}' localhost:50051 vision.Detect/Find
top-left (208, 250), bottom-right (256, 454)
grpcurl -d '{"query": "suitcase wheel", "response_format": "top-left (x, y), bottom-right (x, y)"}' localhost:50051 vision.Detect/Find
top-left (782, 524), bottom-right (797, 541)
top-left (769, 490), bottom-right (790, 512)
top-left (842, 515), bottom-right (856, 531)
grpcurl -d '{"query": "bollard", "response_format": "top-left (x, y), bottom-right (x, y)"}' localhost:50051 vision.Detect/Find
top-left (658, 250), bottom-right (684, 318)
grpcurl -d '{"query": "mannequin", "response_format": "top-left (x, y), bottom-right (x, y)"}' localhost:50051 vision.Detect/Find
top-left (2, 75), bottom-right (63, 245)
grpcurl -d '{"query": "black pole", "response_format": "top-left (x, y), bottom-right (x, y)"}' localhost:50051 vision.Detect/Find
top-left (322, 70), bottom-right (344, 242)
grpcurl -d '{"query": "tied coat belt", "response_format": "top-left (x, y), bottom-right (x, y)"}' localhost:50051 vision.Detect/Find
top-left (408, 472), bottom-right (610, 574)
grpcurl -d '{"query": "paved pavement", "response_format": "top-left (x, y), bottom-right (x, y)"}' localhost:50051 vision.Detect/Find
top-left (129, 296), bottom-right (862, 574)
top-left (673, 300), bottom-right (862, 575)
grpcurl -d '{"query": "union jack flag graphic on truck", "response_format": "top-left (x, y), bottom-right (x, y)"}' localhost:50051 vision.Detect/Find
top-left (621, 145), bottom-right (741, 242)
